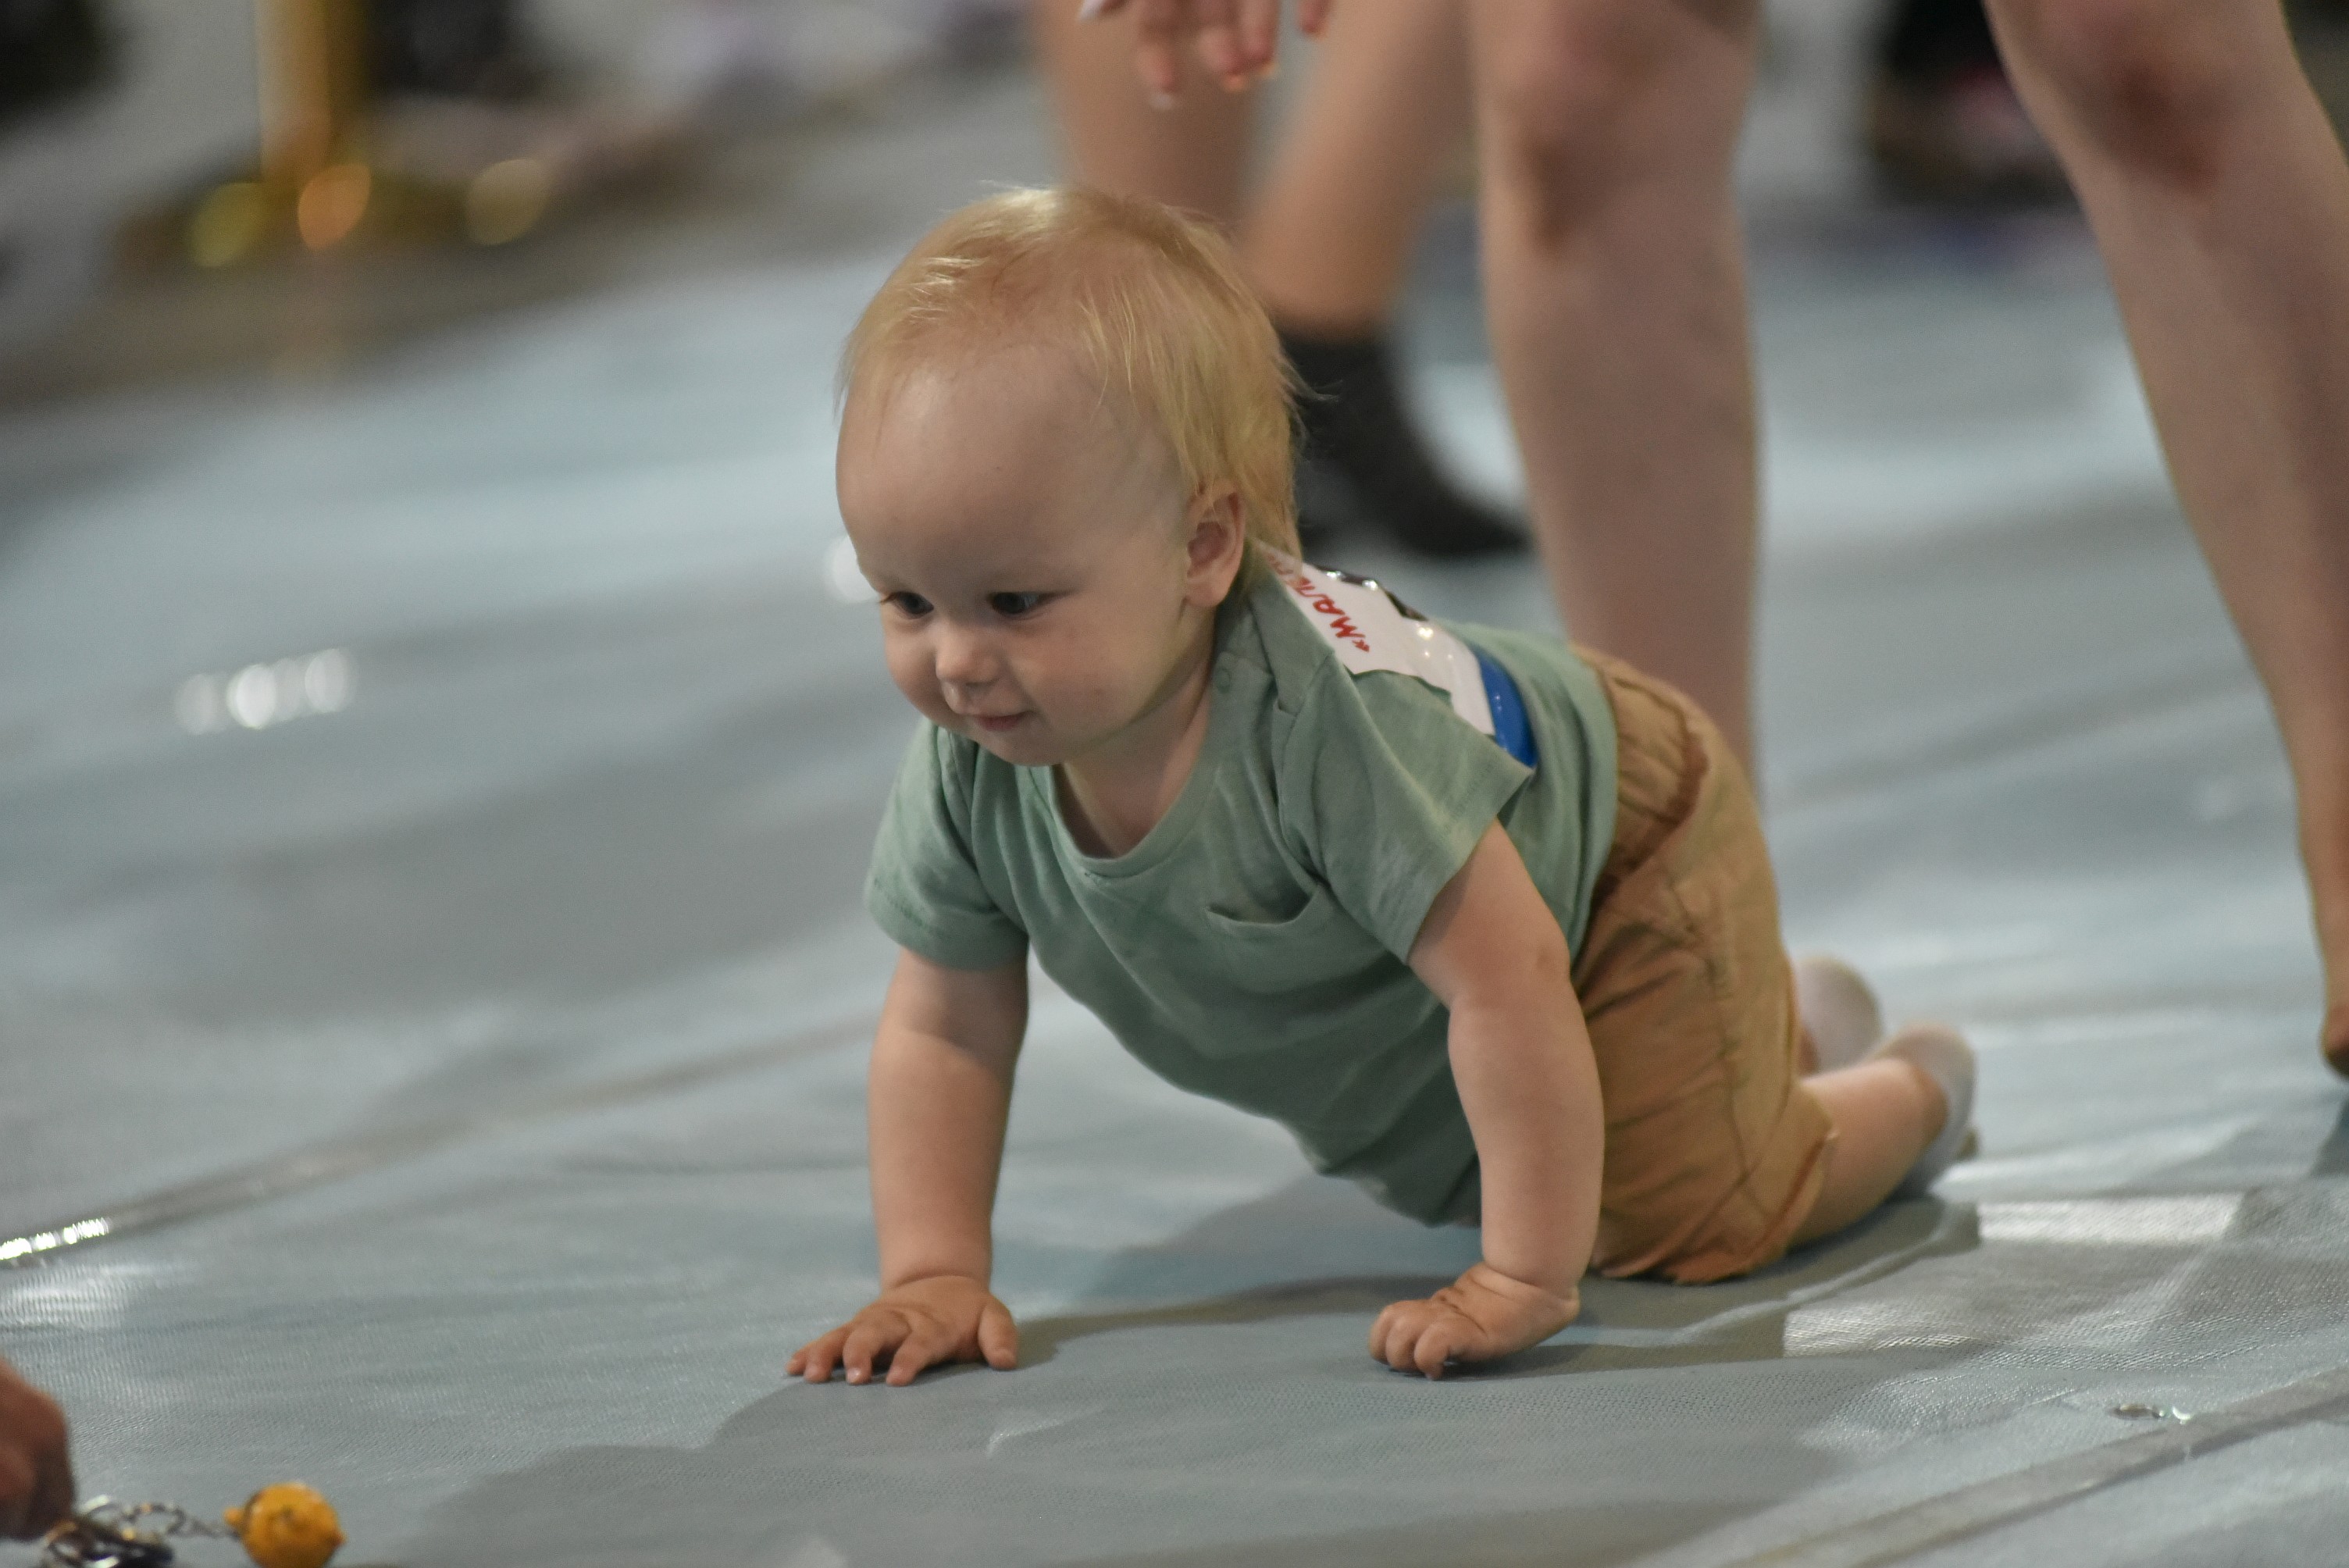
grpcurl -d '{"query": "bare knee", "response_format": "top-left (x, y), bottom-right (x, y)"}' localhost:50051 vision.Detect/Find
top-left (1987, 0), bottom-right (2283, 185)
top-left (1476, 0), bottom-right (1760, 240)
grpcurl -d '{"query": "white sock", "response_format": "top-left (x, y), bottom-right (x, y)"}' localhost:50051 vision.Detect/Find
top-left (1795, 954), bottom-right (1885, 1074)
top-left (1869, 1023), bottom-right (1977, 1199)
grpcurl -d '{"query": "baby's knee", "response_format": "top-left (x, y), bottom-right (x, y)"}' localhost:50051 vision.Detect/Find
top-left (1478, 0), bottom-right (1760, 235)
top-left (1986, 0), bottom-right (2273, 184)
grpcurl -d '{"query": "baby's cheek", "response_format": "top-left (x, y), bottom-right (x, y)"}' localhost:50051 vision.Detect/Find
top-left (881, 641), bottom-right (946, 718)
top-left (1014, 623), bottom-right (1145, 739)
top-left (1043, 670), bottom-right (1128, 734)
top-left (1065, 633), bottom-right (1148, 707)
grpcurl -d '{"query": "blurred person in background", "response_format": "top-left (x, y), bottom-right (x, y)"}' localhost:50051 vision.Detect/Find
top-left (1058, 0), bottom-right (1759, 774)
top-left (0, 0), bottom-right (113, 131)
top-left (370, 0), bottom-right (546, 101)
top-left (1867, 0), bottom-right (2066, 200)
top-left (363, 0), bottom-right (683, 222)
top-left (1033, 0), bottom-right (1526, 560)
top-left (0, 1356), bottom-right (72, 1540)
top-left (1082, 0), bottom-right (2349, 1079)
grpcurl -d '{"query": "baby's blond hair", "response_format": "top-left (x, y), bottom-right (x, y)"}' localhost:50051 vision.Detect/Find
top-left (840, 187), bottom-right (1301, 572)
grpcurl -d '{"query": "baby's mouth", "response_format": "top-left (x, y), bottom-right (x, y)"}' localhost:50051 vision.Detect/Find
top-left (964, 711), bottom-right (1028, 734)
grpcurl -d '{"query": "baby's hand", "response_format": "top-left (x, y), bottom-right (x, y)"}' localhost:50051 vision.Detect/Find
top-left (1369, 1263), bottom-right (1580, 1379)
top-left (788, 1274), bottom-right (1019, 1387)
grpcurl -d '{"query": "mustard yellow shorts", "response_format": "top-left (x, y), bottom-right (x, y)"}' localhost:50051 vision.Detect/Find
top-left (1573, 653), bottom-right (1834, 1285)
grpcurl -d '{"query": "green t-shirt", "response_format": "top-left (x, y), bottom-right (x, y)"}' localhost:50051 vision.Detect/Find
top-left (864, 564), bottom-right (1618, 1225)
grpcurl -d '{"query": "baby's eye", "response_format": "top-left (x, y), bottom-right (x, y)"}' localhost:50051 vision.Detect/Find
top-left (988, 592), bottom-right (1047, 618)
top-left (882, 591), bottom-right (934, 618)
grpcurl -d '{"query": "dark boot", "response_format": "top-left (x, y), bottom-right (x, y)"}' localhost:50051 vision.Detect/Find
top-left (0, 0), bottom-right (115, 132)
top-left (1866, 0), bottom-right (2067, 205)
top-left (1281, 326), bottom-right (1527, 560)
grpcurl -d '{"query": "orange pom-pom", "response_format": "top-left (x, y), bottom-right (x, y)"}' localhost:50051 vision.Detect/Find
top-left (223, 1483), bottom-right (344, 1568)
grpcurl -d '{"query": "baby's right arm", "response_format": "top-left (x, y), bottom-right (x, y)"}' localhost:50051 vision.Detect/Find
top-left (788, 948), bottom-right (1028, 1387)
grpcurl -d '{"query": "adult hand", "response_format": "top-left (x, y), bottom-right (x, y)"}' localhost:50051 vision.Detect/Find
top-left (1077, 0), bottom-right (1335, 102)
top-left (0, 1357), bottom-right (73, 1539)
top-left (787, 1274), bottom-right (1019, 1387)
top-left (1369, 1262), bottom-right (1580, 1379)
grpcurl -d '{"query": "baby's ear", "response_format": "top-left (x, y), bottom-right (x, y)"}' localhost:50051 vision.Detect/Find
top-left (1184, 483), bottom-right (1248, 603)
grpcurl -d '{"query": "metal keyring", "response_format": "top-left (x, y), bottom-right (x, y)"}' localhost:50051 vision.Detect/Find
top-left (41, 1498), bottom-right (232, 1568)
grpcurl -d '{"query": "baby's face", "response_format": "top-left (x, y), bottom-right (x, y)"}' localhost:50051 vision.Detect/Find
top-left (839, 347), bottom-right (1224, 770)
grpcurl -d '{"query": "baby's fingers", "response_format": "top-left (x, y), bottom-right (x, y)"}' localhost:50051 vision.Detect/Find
top-left (1297, 0), bottom-right (1333, 37)
top-left (1368, 1301), bottom-right (1414, 1363)
top-left (1412, 1320), bottom-right (1466, 1381)
top-left (839, 1316), bottom-right (904, 1386)
top-left (1373, 1303), bottom-right (1431, 1373)
top-left (882, 1320), bottom-right (954, 1387)
top-left (789, 1326), bottom-right (851, 1383)
top-left (978, 1300), bottom-right (1021, 1370)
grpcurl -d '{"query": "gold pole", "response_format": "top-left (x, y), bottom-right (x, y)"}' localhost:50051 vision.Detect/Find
top-left (261, 0), bottom-right (371, 248)
top-left (192, 0), bottom-right (370, 264)
top-left (185, 0), bottom-right (559, 265)
top-left (258, 0), bottom-right (365, 192)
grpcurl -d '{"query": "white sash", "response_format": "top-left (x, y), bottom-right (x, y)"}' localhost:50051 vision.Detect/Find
top-left (1271, 559), bottom-right (1495, 738)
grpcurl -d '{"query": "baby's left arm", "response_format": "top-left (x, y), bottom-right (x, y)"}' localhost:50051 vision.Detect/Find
top-left (1379, 821), bottom-right (1602, 1377)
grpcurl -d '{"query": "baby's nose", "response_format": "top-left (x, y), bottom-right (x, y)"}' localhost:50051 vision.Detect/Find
top-left (933, 627), bottom-right (997, 686)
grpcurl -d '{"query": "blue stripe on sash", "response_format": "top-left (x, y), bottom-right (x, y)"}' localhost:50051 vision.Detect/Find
top-left (1471, 646), bottom-right (1538, 770)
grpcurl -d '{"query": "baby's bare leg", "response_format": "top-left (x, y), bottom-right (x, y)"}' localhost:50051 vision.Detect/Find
top-left (1791, 1057), bottom-right (1945, 1244)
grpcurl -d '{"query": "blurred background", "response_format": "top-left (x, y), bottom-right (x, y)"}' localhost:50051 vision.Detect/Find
top-left (7, 0), bottom-right (2347, 387)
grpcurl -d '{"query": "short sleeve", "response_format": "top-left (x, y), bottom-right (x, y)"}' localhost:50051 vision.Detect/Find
top-left (865, 723), bottom-right (1030, 971)
top-left (1281, 666), bottom-right (1533, 960)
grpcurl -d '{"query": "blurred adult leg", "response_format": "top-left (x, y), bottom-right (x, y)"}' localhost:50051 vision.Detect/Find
top-left (1467, 0), bottom-right (1764, 768)
top-left (1044, 0), bottom-right (1465, 309)
top-left (1049, 0), bottom-right (1520, 554)
top-left (1987, 0), bottom-right (2349, 1071)
top-left (1032, 0), bottom-right (1260, 226)
top-left (1245, 1), bottom-right (1474, 333)
top-left (1245, 0), bottom-right (1523, 555)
